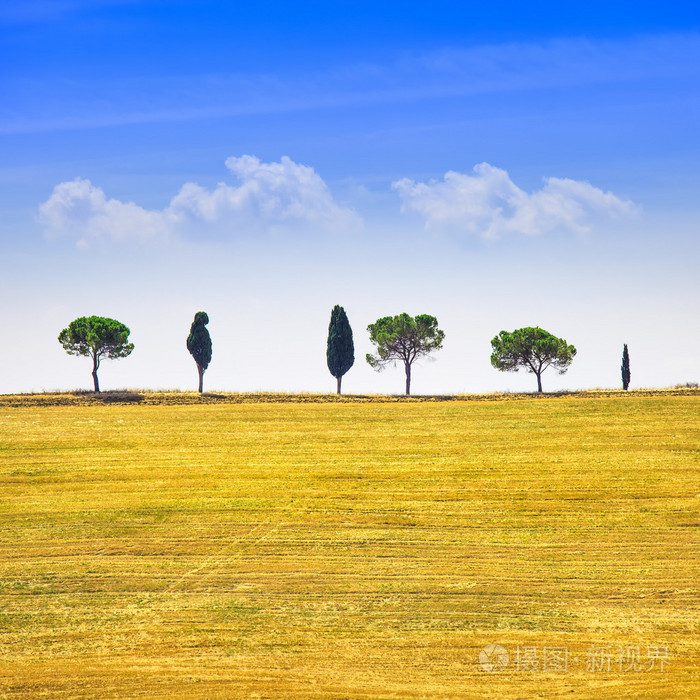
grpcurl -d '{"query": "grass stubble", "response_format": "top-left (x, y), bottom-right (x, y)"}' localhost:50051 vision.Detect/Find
top-left (0, 391), bottom-right (698, 698)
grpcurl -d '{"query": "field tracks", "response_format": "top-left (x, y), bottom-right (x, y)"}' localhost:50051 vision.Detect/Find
top-left (167, 519), bottom-right (279, 591)
top-left (0, 393), bottom-right (698, 698)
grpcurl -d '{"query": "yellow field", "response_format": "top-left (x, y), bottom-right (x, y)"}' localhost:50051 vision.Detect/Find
top-left (0, 391), bottom-right (698, 699)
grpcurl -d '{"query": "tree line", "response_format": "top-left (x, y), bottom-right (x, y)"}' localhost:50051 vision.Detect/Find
top-left (57, 308), bottom-right (632, 395)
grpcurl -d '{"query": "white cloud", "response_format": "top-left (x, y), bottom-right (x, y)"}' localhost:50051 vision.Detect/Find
top-left (393, 163), bottom-right (638, 239)
top-left (169, 155), bottom-right (358, 229)
top-left (38, 156), bottom-right (361, 247)
top-left (38, 178), bottom-right (170, 247)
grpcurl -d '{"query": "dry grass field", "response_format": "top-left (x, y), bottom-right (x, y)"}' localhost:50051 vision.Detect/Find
top-left (0, 390), bottom-right (698, 699)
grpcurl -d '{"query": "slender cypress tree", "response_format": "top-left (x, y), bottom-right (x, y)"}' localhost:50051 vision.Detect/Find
top-left (326, 305), bottom-right (354, 394)
top-left (621, 343), bottom-right (631, 391)
top-left (187, 312), bottom-right (212, 393)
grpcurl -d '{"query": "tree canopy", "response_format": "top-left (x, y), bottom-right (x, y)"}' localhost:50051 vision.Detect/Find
top-left (490, 326), bottom-right (576, 393)
top-left (326, 305), bottom-right (354, 394)
top-left (186, 311), bottom-right (212, 393)
top-left (58, 316), bottom-right (134, 392)
top-left (621, 344), bottom-right (631, 391)
top-left (366, 313), bottom-right (444, 395)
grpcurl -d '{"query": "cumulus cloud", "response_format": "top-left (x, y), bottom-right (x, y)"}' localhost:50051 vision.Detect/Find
top-left (38, 178), bottom-right (172, 248)
top-left (169, 155), bottom-right (358, 228)
top-left (38, 155), bottom-right (360, 247)
top-left (393, 163), bottom-right (638, 239)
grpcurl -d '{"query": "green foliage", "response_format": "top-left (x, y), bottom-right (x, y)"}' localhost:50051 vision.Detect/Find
top-left (366, 313), bottom-right (445, 394)
top-left (490, 326), bottom-right (576, 393)
top-left (58, 316), bottom-right (134, 392)
top-left (186, 312), bottom-right (212, 371)
top-left (58, 316), bottom-right (134, 360)
top-left (186, 312), bottom-right (212, 393)
top-left (326, 305), bottom-right (354, 393)
top-left (622, 344), bottom-right (631, 391)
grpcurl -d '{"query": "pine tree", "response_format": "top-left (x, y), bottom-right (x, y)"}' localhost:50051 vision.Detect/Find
top-left (490, 327), bottom-right (575, 393)
top-left (621, 344), bottom-right (631, 391)
top-left (366, 313), bottom-right (445, 395)
top-left (326, 305), bottom-right (354, 394)
top-left (58, 316), bottom-right (134, 393)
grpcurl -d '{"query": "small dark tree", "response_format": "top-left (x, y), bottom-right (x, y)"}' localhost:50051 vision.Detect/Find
top-left (186, 312), bottom-right (212, 393)
top-left (58, 316), bottom-right (134, 392)
top-left (490, 326), bottom-right (576, 393)
top-left (621, 344), bottom-right (631, 391)
top-left (326, 305), bottom-right (354, 395)
top-left (366, 313), bottom-right (445, 395)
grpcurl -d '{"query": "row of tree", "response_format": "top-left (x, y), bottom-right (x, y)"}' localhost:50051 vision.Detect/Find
top-left (57, 309), bottom-right (631, 395)
top-left (327, 306), bottom-right (579, 395)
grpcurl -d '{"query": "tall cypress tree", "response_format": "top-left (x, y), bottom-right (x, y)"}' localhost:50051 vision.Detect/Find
top-left (326, 305), bottom-right (354, 395)
top-left (621, 343), bottom-right (631, 391)
top-left (187, 312), bottom-right (212, 393)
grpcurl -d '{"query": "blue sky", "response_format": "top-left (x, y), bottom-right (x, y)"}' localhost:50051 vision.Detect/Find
top-left (1, 1), bottom-right (699, 394)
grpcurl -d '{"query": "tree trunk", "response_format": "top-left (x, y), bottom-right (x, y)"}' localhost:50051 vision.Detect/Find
top-left (198, 365), bottom-right (204, 393)
top-left (405, 361), bottom-right (411, 396)
top-left (92, 354), bottom-right (100, 393)
top-left (536, 372), bottom-right (543, 393)
top-left (336, 375), bottom-right (342, 395)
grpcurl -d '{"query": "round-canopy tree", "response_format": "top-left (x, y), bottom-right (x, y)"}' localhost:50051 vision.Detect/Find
top-left (58, 316), bottom-right (134, 393)
top-left (366, 313), bottom-right (444, 395)
top-left (186, 311), bottom-right (212, 393)
top-left (326, 305), bottom-right (354, 395)
top-left (490, 326), bottom-right (576, 393)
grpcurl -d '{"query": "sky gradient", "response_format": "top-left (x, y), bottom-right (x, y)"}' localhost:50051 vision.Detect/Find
top-left (1, 1), bottom-right (699, 394)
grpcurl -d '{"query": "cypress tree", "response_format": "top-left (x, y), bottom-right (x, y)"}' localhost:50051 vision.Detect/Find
top-left (326, 305), bottom-right (354, 394)
top-left (621, 343), bottom-right (631, 391)
top-left (187, 312), bottom-right (212, 393)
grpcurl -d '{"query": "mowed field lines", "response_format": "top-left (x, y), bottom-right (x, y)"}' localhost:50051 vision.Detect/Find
top-left (0, 394), bottom-right (698, 699)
